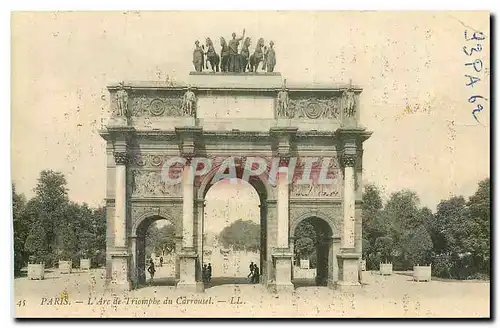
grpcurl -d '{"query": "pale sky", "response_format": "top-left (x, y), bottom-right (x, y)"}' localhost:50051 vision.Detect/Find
top-left (11, 11), bottom-right (490, 211)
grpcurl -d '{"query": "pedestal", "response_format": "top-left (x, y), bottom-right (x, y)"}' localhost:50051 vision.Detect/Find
top-left (109, 249), bottom-right (132, 291)
top-left (271, 249), bottom-right (294, 293)
top-left (337, 251), bottom-right (361, 287)
top-left (107, 116), bottom-right (128, 127)
top-left (176, 250), bottom-right (204, 292)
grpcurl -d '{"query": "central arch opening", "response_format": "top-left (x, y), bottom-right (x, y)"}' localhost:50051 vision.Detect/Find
top-left (202, 174), bottom-right (267, 289)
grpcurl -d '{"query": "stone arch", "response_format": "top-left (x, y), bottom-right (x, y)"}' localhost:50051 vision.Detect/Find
top-left (291, 211), bottom-right (340, 287)
top-left (130, 211), bottom-right (180, 287)
top-left (291, 210), bottom-right (338, 238)
top-left (196, 161), bottom-right (274, 202)
top-left (131, 210), bottom-right (179, 238)
top-left (196, 161), bottom-right (272, 287)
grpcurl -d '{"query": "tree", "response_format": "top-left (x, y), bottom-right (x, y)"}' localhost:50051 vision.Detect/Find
top-left (293, 221), bottom-right (317, 264)
top-left (466, 178), bottom-right (490, 276)
top-left (24, 170), bottom-right (70, 263)
top-left (362, 184), bottom-right (387, 268)
top-left (13, 184), bottom-right (29, 275)
top-left (402, 226), bottom-right (433, 267)
top-left (218, 219), bottom-right (260, 252)
top-left (433, 196), bottom-right (468, 255)
top-left (374, 236), bottom-right (393, 263)
top-left (158, 224), bottom-right (176, 254)
top-left (145, 222), bottom-right (177, 256)
top-left (24, 221), bottom-right (48, 263)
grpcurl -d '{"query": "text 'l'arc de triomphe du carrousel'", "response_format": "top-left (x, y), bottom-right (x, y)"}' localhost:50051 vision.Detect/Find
top-left (99, 31), bottom-right (372, 293)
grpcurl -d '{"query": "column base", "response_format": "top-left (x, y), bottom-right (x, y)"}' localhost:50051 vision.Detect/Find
top-left (337, 251), bottom-right (361, 287)
top-left (108, 279), bottom-right (133, 292)
top-left (327, 278), bottom-right (338, 289)
top-left (267, 281), bottom-right (295, 293)
top-left (176, 249), bottom-right (204, 292)
top-left (272, 249), bottom-right (293, 293)
top-left (110, 249), bottom-right (132, 291)
top-left (176, 281), bottom-right (205, 293)
top-left (107, 116), bottom-right (129, 127)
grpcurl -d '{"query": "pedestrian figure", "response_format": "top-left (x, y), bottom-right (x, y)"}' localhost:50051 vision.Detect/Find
top-left (247, 262), bottom-right (254, 281)
top-left (207, 263), bottom-right (212, 283)
top-left (160, 256), bottom-right (163, 267)
top-left (252, 265), bottom-right (260, 284)
top-left (147, 258), bottom-right (156, 282)
top-left (202, 264), bottom-right (208, 283)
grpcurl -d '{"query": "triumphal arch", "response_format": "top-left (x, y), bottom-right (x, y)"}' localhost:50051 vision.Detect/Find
top-left (100, 69), bottom-right (371, 292)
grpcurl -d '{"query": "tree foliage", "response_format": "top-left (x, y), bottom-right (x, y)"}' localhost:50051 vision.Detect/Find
top-left (293, 221), bottom-right (317, 261)
top-left (145, 222), bottom-right (176, 256)
top-left (13, 184), bottom-right (29, 275)
top-left (218, 219), bottom-right (260, 252)
top-left (362, 178), bottom-right (490, 279)
top-left (14, 170), bottom-right (108, 272)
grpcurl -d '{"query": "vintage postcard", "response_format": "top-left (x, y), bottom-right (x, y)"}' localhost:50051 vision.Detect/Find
top-left (11, 11), bottom-right (490, 318)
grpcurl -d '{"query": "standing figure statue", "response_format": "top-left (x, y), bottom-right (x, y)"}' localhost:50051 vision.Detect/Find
top-left (182, 87), bottom-right (196, 117)
top-left (220, 37), bottom-right (230, 72)
top-left (249, 38), bottom-right (265, 72)
top-left (116, 82), bottom-right (128, 116)
top-left (205, 37), bottom-right (220, 72)
top-left (239, 37), bottom-right (251, 73)
top-left (263, 41), bottom-right (276, 73)
top-left (228, 29), bottom-right (245, 72)
top-left (342, 85), bottom-right (356, 118)
top-left (276, 85), bottom-right (289, 118)
top-left (192, 40), bottom-right (205, 72)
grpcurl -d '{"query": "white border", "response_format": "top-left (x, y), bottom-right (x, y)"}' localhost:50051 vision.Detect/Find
top-left (3, 1), bottom-right (497, 327)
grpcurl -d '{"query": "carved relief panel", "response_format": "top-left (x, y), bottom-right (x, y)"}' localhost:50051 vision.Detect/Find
top-left (290, 157), bottom-right (342, 198)
top-left (126, 90), bottom-right (195, 118)
top-left (277, 93), bottom-right (342, 120)
top-left (131, 170), bottom-right (182, 197)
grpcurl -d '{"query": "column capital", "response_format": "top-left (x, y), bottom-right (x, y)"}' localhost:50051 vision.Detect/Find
top-left (114, 151), bottom-right (129, 165)
top-left (279, 155), bottom-right (290, 167)
top-left (183, 155), bottom-right (194, 165)
top-left (341, 154), bottom-right (356, 167)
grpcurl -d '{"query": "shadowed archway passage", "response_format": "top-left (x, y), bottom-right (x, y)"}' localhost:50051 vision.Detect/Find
top-left (292, 216), bottom-right (334, 288)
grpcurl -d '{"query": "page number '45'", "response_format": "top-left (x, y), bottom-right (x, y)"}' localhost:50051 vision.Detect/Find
top-left (16, 300), bottom-right (26, 307)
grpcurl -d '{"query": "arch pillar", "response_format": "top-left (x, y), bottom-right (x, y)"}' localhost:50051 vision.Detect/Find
top-left (270, 155), bottom-right (293, 293)
top-left (176, 148), bottom-right (204, 292)
top-left (336, 147), bottom-right (361, 287)
top-left (109, 149), bottom-right (132, 290)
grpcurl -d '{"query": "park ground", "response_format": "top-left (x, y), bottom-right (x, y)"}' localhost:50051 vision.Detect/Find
top-left (14, 265), bottom-right (490, 318)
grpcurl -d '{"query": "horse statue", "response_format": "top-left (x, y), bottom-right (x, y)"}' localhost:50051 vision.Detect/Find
top-left (219, 37), bottom-right (230, 72)
top-left (249, 38), bottom-right (265, 72)
top-left (239, 37), bottom-right (251, 72)
top-left (205, 37), bottom-right (220, 72)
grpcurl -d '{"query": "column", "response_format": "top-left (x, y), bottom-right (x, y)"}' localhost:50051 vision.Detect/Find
top-left (110, 151), bottom-right (131, 290)
top-left (182, 160), bottom-right (194, 248)
top-left (130, 236), bottom-right (137, 286)
top-left (277, 160), bottom-right (289, 248)
top-left (176, 157), bottom-right (203, 292)
top-left (136, 236), bottom-right (146, 285)
top-left (342, 155), bottom-right (356, 249)
top-left (337, 154), bottom-right (360, 287)
top-left (174, 235), bottom-right (182, 280)
top-left (114, 152), bottom-right (127, 248)
top-left (271, 156), bottom-right (294, 292)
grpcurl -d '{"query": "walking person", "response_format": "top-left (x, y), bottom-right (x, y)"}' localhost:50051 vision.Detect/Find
top-left (252, 265), bottom-right (260, 284)
top-left (202, 264), bottom-right (208, 283)
top-left (247, 262), bottom-right (254, 282)
top-left (207, 263), bottom-right (212, 283)
top-left (160, 256), bottom-right (163, 267)
top-left (147, 258), bottom-right (156, 282)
